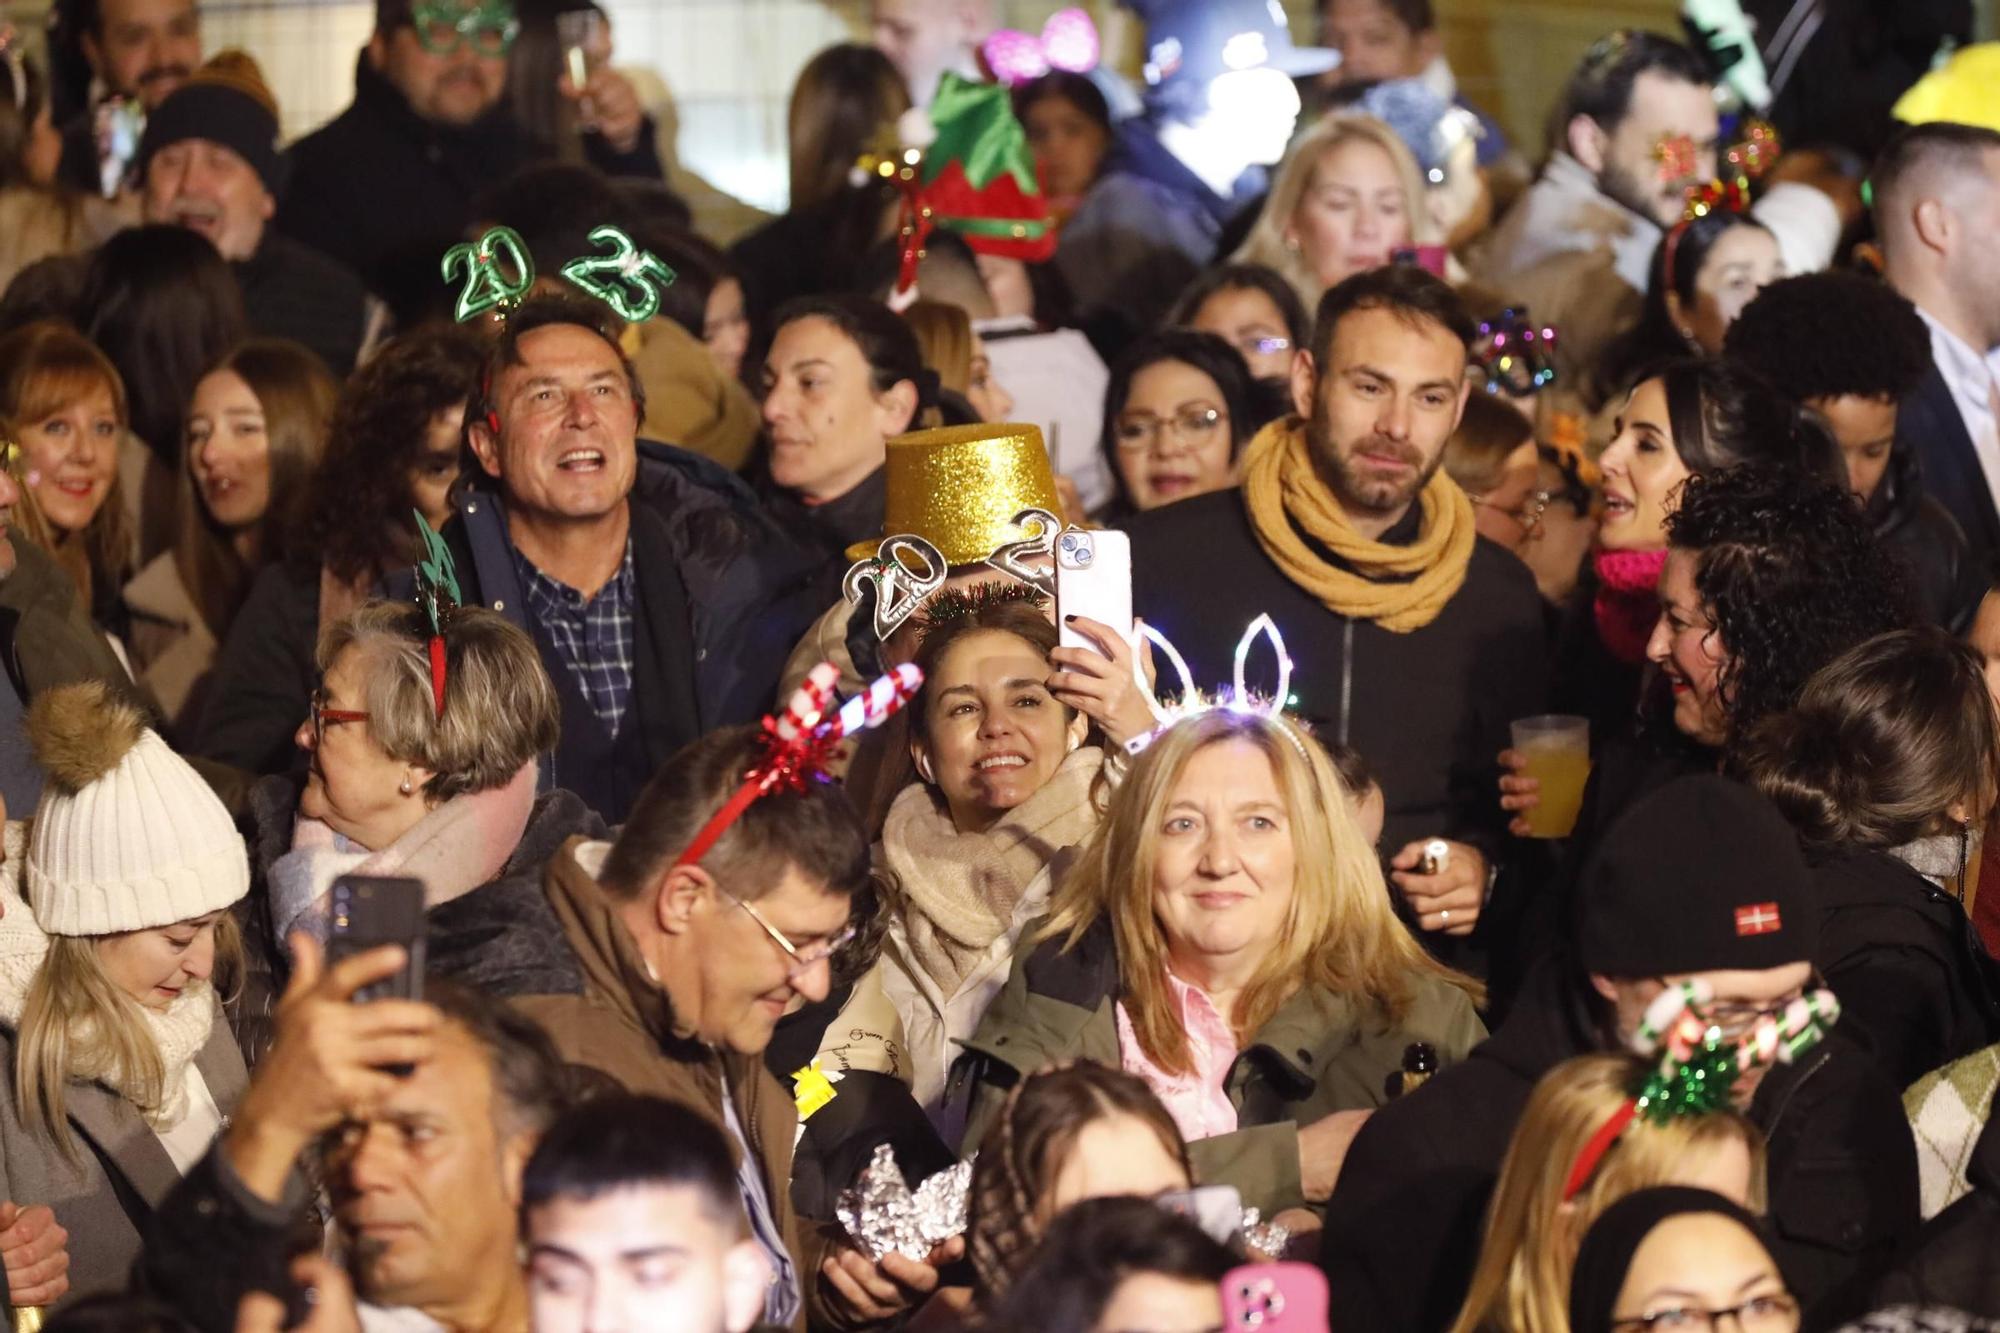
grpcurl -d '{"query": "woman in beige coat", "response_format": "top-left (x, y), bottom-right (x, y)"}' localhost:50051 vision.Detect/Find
top-left (0, 683), bottom-right (251, 1310)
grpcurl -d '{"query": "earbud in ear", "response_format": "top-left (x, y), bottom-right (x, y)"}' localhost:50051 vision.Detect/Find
top-left (915, 756), bottom-right (934, 784)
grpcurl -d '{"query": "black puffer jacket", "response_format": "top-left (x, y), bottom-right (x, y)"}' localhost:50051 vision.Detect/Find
top-left (1812, 845), bottom-right (2000, 1092)
top-left (233, 774), bottom-right (608, 1065)
top-left (1319, 954), bottom-right (1920, 1331)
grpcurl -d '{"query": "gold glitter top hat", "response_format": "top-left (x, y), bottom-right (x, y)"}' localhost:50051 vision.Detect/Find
top-left (844, 421), bottom-right (1061, 564)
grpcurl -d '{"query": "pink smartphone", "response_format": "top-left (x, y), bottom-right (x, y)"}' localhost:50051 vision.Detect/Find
top-left (1221, 1263), bottom-right (1329, 1333)
top-left (1391, 245), bottom-right (1449, 278)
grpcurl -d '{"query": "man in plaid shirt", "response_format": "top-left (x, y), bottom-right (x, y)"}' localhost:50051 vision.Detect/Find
top-left (447, 292), bottom-right (811, 820)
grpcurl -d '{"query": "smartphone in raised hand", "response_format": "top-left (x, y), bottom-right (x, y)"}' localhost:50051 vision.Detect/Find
top-left (327, 875), bottom-right (425, 1004)
top-left (1055, 528), bottom-right (1133, 655)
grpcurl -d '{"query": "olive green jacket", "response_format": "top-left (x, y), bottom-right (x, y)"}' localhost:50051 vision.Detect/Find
top-left (953, 918), bottom-right (1486, 1216)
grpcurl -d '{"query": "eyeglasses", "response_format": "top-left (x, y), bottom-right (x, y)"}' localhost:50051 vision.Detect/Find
top-left (724, 890), bottom-right (857, 981)
top-left (410, 1), bottom-right (520, 56)
top-left (1113, 406), bottom-right (1227, 452)
top-left (1611, 1292), bottom-right (1799, 1331)
top-left (310, 687), bottom-right (371, 744)
top-left (1231, 334), bottom-right (1292, 358)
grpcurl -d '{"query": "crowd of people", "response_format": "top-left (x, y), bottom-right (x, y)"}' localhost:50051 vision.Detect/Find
top-left (0, 0), bottom-right (1998, 1329)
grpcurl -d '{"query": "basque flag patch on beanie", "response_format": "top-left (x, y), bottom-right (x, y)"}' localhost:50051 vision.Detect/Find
top-left (1735, 902), bottom-right (1782, 936)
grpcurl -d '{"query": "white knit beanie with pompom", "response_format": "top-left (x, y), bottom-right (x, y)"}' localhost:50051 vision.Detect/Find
top-left (23, 682), bottom-right (248, 936)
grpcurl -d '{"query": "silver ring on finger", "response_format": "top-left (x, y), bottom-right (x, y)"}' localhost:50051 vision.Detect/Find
top-left (1440, 909), bottom-right (1451, 925)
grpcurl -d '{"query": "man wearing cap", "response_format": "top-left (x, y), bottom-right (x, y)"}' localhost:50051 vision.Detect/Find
top-left (1319, 776), bottom-right (1920, 1332)
top-left (1057, 0), bottom-right (1337, 340)
top-left (138, 50), bottom-right (373, 375)
top-left (275, 0), bottom-right (664, 325)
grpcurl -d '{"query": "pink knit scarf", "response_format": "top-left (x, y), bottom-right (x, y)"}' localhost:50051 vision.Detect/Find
top-left (1593, 548), bottom-right (1668, 665)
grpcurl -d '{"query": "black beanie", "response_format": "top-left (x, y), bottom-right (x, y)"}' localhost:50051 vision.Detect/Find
top-left (1568, 1186), bottom-right (1781, 1333)
top-left (137, 50), bottom-right (287, 198)
top-left (1577, 775), bottom-right (1818, 977)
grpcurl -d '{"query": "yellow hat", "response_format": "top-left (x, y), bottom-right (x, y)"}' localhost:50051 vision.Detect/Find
top-left (843, 422), bottom-right (1062, 564)
top-left (1892, 43), bottom-right (2000, 132)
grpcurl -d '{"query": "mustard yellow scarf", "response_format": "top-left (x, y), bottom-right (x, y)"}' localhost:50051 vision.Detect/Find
top-left (1241, 416), bottom-right (1476, 633)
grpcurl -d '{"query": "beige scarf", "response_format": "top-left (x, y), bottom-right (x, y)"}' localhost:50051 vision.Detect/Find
top-left (882, 747), bottom-right (1104, 997)
top-left (1241, 416), bottom-right (1477, 632)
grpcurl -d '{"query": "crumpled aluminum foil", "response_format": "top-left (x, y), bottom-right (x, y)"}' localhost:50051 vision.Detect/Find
top-left (836, 1144), bottom-right (973, 1261)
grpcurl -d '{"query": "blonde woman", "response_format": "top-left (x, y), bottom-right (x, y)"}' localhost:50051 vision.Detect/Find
top-left (1233, 114), bottom-right (1434, 311)
top-left (959, 707), bottom-right (1485, 1219)
top-left (902, 300), bottom-right (1016, 423)
top-left (124, 339), bottom-right (338, 735)
top-left (0, 682), bottom-right (250, 1307)
top-left (1449, 1053), bottom-right (1767, 1333)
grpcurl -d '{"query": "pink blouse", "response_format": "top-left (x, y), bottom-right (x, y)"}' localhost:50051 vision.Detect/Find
top-left (1116, 971), bottom-right (1240, 1142)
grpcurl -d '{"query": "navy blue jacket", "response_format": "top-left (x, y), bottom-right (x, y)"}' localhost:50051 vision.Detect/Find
top-left (428, 440), bottom-right (819, 821)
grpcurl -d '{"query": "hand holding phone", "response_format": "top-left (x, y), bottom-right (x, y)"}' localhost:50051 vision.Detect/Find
top-left (224, 932), bottom-right (440, 1204)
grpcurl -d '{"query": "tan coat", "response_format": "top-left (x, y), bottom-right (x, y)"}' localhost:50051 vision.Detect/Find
top-left (122, 552), bottom-right (219, 737)
top-left (512, 839), bottom-right (843, 1330)
top-left (0, 1018), bottom-right (246, 1309)
top-left (628, 317), bottom-right (760, 473)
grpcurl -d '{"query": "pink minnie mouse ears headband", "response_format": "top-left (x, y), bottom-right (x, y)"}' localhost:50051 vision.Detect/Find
top-left (983, 7), bottom-right (1100, 87)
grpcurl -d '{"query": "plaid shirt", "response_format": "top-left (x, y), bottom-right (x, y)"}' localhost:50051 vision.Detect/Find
top-left (514, 539), bottom-right (637, 736)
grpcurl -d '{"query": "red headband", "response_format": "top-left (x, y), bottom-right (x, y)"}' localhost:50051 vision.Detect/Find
top-left (673, 663), bottom-right (922, 869)
top-left (1563, 1099), bottom-right (1640, 1202)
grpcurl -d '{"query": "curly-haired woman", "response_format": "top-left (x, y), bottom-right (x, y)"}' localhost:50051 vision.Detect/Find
top-left (194, 327), bottom-right (485, 776)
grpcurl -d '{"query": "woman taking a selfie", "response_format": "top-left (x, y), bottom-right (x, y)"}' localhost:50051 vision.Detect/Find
top-left (850, 590), bottom-right (1152, 1142)
top-left (962, 707), bottom-right (1485, 1218)
top-left (0, 682), bottom-right (251, 1308)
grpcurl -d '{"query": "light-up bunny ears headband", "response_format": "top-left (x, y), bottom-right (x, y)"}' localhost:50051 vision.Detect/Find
top-left (1122, 614), bottom-right (1305, 758)
top-left (442, 223), bottom-right (676, 324)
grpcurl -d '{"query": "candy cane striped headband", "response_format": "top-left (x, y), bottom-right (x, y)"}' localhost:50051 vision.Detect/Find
top-left (673, 662), bottom-right (923, 869)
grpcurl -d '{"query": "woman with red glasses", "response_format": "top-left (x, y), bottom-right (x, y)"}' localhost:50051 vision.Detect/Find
top-left (236, 601), bottom-right (597, 1056)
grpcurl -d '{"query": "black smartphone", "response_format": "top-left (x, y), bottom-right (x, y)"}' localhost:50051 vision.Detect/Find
top-left (327, 875), bottom-right (426, 1003)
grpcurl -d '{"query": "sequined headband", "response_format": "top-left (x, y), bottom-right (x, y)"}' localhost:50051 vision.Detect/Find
top-left (1562, 980), bottom-right (1840, 1201)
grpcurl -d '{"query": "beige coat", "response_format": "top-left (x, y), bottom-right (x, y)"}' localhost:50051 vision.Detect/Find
top-left (0, 1019), bottom-right (246, 1309)
top-left (122, 552), bottom-right (219, 736)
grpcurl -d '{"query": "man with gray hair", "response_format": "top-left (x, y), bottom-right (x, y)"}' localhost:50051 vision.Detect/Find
top-left (1874, 120), bottom-right (2000, 581)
